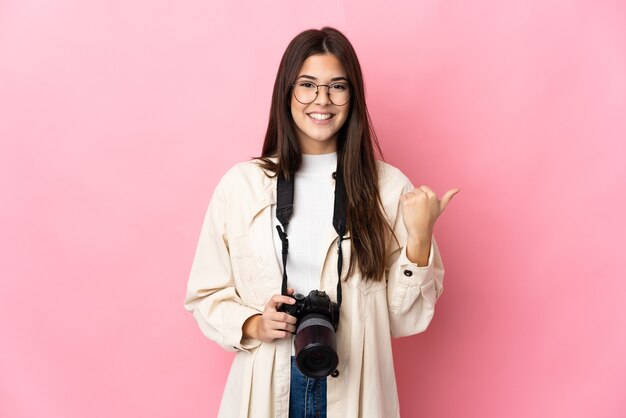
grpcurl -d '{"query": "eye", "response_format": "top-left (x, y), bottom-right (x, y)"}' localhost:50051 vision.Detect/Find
top-left (298, 81), bottom-right (316, 89)
top-left (330, 83), bottom-right (348, 91)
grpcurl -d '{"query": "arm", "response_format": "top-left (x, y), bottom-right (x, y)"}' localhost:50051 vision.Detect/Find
top-left (385, 190), bottom-right (445, 337)
top-left (183, 176), bottom-right (262, 352)
top-left (383, 165), bottom-right (457, 337)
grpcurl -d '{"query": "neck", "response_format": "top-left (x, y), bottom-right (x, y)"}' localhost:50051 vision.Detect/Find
top-left (298, 137), bottom-right (337, 155)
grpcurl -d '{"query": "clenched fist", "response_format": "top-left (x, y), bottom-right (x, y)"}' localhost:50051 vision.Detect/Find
top-left (242, 288), bottom-right (298, 343)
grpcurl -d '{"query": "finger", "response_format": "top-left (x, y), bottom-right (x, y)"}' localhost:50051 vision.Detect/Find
top-left (268, 311), bottom-right (298, 325)
top-left (276, 322), bottom-right (296, 333)
top-left (403, 189), bottom-right (424, 201)
top-left (277, 290), bottom-right (296, 310)
top-left (280, 312), bottom-right (298, 325)
top-left (440, 189), bottom-right (460, 212)
top-left (418, 185), bottom-right (436, 198)
top-left (413, 188), bottom-right (427, 198)
top-left (283, 313), bottom-right (298, 325)
top-left (401, 191), bottom-right (416, 200)
top-left (266, 294), bottom-right (296, 310)
top-left (269, 329), bottom-right (291, 340)
top-left (265, 315), bottom-right (297, 333)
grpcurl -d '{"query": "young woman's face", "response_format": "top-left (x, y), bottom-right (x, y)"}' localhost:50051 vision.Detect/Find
top-left (290, 54), bottom-right (350, 155)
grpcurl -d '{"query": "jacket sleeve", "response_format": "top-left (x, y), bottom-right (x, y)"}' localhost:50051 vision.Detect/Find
top-left (183, 175), bottom-right (262, 352)
top-left (385, 179), bottom-right (445, 338)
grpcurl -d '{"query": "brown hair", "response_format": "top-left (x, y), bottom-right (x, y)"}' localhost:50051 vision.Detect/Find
top-left (258, 27), bottom-right (391, 282)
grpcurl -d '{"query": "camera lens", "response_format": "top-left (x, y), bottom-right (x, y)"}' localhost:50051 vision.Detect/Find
top-left (300, 345), bottom-right (336, 376)
top-left (294, 314), bottom-right (338, 378)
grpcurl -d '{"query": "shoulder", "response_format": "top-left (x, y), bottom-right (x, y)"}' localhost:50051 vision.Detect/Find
top-left (375, 160), bottom-right (415, 223)
top-left (210, 158), bottom-right (276, 215)
top-left (376, 160), bottom-right (414, 196)
top-left (216, 158), bottom-right (274, 191)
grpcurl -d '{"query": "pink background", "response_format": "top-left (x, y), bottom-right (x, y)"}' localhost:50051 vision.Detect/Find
top-left (2, 1), bottom-right (625, 417)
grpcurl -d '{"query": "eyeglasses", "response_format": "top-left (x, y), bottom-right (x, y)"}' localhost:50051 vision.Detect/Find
top-left (291, 80), bottom-right (351, 106)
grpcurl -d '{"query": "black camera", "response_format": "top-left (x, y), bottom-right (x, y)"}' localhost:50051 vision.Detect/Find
top-left (279, 290), bottom-right (340, 378)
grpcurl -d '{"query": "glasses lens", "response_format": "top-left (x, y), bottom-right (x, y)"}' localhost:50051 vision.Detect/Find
top-left (293, 81), bottom-right (318, 104)
top-left (328, 82), bottom-right (350, 105)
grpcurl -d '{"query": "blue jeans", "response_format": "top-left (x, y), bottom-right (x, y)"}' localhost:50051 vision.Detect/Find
top-left (289, 356), bottom-right (327, 418)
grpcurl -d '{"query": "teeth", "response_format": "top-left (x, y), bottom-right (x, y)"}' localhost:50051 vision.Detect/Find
top-left (309, 113), bottom-right (332, 120)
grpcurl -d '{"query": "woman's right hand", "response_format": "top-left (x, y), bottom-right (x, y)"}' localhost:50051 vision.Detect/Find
top-left (242, 288), bottom-right (297, 343)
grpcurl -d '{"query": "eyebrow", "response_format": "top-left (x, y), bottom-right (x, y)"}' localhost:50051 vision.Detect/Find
top-left (296, 74), bottom-right (349, 82)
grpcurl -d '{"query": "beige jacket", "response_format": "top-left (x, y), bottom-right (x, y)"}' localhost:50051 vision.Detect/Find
top-left (184, 159), bottom-right (444, 418)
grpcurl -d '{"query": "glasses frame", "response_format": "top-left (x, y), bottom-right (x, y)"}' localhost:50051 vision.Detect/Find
top-left (291, 80), bottom-right (351, 106)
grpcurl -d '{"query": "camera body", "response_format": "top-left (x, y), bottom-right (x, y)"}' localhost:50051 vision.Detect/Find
top-left (279, 290), bottom-right (340, 378)
top-left (282, 290), bottom-right (340, 330)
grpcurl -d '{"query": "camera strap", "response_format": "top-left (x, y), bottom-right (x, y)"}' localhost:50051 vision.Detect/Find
top-left (275, 163), bottom-right (347, 308)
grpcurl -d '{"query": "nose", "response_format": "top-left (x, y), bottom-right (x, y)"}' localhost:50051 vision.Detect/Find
top-left (314, 85), bottom-right (332, 105)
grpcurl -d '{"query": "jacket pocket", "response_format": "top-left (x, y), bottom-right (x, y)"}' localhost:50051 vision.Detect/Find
top-left (230, 233), bottom-right (268, 308)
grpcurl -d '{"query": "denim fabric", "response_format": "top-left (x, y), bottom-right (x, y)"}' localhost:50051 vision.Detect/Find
top-left (289, 356), bottom-right (327, 418)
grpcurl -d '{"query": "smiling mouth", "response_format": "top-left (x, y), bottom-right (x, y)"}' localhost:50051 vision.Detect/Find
top-left (307, 112), bottom-right (334, 121)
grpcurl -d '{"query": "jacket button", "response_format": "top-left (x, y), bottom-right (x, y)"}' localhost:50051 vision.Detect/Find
top-left (403, 269), bottom-right (413, 277)
top-left (332, 172), bottom-right (337, 180)
top-left (331, 370), bottom-right (340, 378)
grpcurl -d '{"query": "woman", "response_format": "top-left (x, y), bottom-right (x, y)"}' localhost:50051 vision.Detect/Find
top-left (184, 26), bottom-right (457, 418)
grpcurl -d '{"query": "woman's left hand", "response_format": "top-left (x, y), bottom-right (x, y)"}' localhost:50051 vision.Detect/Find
top-left (400, 186), bottom-right (459, 264)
